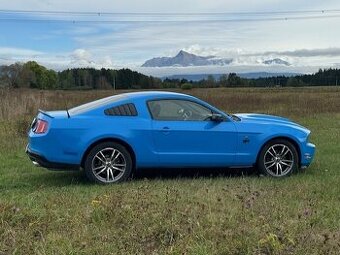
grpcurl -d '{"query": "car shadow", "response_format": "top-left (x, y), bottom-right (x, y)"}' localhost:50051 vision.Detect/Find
top-left (132, 167), bottom-right (258, 180)
top-left (7, 167), bottom-right (258, 190)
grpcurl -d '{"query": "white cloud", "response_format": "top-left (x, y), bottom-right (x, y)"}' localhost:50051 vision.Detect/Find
top-left (0, 47), bottom-right (43, 58)
top-left (2, 44), bottom-right (340, 76)
top-left (261, 48), bottom-right (340, 57)
top-left (2, 0), bottom-right (340, 75)
top-left (71, 48), bottom-right (91, 61)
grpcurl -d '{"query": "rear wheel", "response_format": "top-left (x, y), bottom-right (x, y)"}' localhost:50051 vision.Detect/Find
top-left (84, 142), bottom-right (132, 184)
top-left (257, 139), bottom-right (298, 177)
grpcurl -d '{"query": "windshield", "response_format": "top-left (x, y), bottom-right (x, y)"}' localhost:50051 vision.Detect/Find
top-left (69, 94), bottom-right (127, 115)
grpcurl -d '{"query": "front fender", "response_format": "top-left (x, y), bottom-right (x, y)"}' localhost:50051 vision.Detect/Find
top-left (235, 121), bottom-right (309, 166)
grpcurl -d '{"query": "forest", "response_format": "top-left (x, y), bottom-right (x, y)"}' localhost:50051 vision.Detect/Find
top-left (1, 61), bottom-right (340, 89)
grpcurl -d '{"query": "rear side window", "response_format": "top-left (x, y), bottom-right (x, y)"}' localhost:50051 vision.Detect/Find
top-left (104, 103), bottom-right (138, 116)
top-left (69, 94), bottom-right (126, 115)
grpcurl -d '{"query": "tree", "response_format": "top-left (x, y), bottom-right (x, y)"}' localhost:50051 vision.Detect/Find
top-left (23, 61), bottom-right (57, 89)
top-left (181, 83), bottom-right (192, 90)
top-left (0, 63), bottom-right (36, 88)
top-left (227, 73), bottom-right (242, 87)
top-left (219, 74), bottom-right (228, 87)
top-left (206, 75), bottom-right (216, 87)
top-left (286, 77), bottom-right (305, 87)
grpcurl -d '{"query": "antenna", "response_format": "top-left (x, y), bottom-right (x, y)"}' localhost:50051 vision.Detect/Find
top-left (62, 94), bottom-right (71, 118)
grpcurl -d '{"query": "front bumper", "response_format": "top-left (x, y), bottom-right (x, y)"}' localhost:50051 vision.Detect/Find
top-left (26, 145), bottom-right (80, 171)
top-left (300, 142), bottom-right (316, 167)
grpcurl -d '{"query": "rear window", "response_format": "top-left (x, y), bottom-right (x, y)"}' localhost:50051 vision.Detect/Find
top-left (69, 95), bottom-right (126, 115)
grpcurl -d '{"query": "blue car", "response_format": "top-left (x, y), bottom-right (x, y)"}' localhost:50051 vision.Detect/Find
top-left (26, 91), bottom-right (315, 183)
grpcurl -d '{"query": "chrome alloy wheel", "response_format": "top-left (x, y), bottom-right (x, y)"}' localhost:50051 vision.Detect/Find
top-left (91, 147), bottom-right (126, 183)
top-left (263, 144), bottom-right (294, 177)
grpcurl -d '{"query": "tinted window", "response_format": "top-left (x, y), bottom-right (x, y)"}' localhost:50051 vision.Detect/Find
top-left (104, 103), bottom-right (138, 116)
top-left (148, 100), bottom-right (212, 121)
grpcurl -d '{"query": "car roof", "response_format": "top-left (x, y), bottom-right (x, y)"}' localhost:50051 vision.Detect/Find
top-left (69, 91), bottom-right (196, 115)
top-left (119, 91), bottom-right (194, 100)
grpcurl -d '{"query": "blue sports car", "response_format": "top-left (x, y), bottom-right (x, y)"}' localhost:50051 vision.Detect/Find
top-left (26, 91), bottom-right (315, 184)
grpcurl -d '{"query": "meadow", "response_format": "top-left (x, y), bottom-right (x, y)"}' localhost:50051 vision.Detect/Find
top-left (0, 87), bottom-right (339, 254)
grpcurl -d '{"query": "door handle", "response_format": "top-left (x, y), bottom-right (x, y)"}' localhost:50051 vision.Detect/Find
top-left (161, 126), bottom-right (170, 134)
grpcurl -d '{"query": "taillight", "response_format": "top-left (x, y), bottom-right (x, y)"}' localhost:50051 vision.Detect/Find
top-left (34, 119), bottom-right (48, 134)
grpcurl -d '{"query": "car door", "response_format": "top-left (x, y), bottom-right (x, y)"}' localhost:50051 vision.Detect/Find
top-left (148, 99), bottom-right (237, 167)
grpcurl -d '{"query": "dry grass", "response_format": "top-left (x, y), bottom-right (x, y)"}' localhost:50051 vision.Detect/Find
top-left (1, 87), bottom-right (339, 121)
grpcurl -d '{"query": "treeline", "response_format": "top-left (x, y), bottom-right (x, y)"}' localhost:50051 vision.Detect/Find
top-left (1, 61), bottom-right (340, 90)
top-left (0, 61), bottom-right (162, 90)
top-left (166, 69), bottom-right (340, 88)
top-left (237, 69), bottom-right (340, 87)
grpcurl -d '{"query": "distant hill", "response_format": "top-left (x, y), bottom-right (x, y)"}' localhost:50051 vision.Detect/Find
top-left (163, 72), bottom-right (301, 81)
top-left (142, 50), bottom-right (233, 67)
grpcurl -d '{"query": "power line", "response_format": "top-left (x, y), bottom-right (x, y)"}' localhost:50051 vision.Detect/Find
top-left (1, 9), bottom-right (340, 23)
top-left (0, 14), bottom-right (340, 23)
top-left (1, 9), bottom-right (340, 16)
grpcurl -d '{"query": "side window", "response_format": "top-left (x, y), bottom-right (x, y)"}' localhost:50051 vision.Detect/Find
top-left (104, 103), bottom-right (138, 116)
top-left (148, 100), bottom-right (212, 121)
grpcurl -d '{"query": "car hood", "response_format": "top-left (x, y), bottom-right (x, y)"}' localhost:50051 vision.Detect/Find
top-left (234, 113), bottom-right (308, 131)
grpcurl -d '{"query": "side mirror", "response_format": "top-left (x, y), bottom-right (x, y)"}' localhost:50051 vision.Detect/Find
top-left (210, 113), bottom-right (225, 122)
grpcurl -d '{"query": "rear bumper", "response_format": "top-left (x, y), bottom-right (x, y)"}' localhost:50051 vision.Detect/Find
top-left (26, 145), bottom-right (80, 171)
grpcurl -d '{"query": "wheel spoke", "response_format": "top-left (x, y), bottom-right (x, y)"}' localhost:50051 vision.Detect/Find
top-left (111, 152), bottom-right (121, 163)
top-left (100, 151), bottom-right (107, 160)
top-left (267, 162), bottom-right (276, 169)
top-left (271, 147), bottom-right (277, 156)
top-left (93, 165), bottom-right (105, 171)
top-left (280, 145), bottom-right (286, 155)
top-left (265, 160), bottom-right (275, 165)
top-left (282, 159), bottom-right (293, 163)
top-left (106, 168), bottom-right (110, 181)
top-left (267, 150), bottom-right (275, 157)
top-left (95, 155), bottom-right (106, 164)
top-left (110, 149), bottom-right (116, 160)
top-left (109, 168), bottom-right (114, 181)
top-left (281, 161), bottom-right (292, 167)
top-left (275, 163), bottom-right (279, 175)
top-left (112, 163), bottom-right (125, 167)
top-left (111, 166), bottom-right (124, 172)
top-left (278, 163), bottom-right (283, 174)
top-left (281, 148), bottom-right (290, 158)
top-left (94, 167), bottom-right (106, 176)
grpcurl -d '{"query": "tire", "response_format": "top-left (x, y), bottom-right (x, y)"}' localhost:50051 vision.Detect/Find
top-left (84, 142), bottom-right (133, 184)
top-left (257, 139), bottom-right (299, 177)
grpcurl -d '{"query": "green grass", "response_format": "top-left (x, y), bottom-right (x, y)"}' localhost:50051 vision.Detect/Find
top-left (0, 88), bottom-right (340, 254)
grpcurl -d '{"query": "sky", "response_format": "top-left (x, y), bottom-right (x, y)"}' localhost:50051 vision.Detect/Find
top-left (1, 0), bottom-right (340, 76)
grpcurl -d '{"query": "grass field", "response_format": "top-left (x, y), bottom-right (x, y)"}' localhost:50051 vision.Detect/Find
top-left (0, 87), bottom-right (340, 254)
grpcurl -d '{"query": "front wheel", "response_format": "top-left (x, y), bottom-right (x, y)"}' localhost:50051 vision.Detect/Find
top-left (257, 139), bottom-right (299, 177)
top-left (84, 142), bottom-right (132, 184)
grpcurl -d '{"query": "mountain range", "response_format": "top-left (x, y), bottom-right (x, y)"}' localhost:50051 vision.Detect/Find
top-left (163, 72), bottom-right (301, 81)
top-left (142, 50), bottom-right (232, 67)
top-left (142, 50), bottom-right (291, 67)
